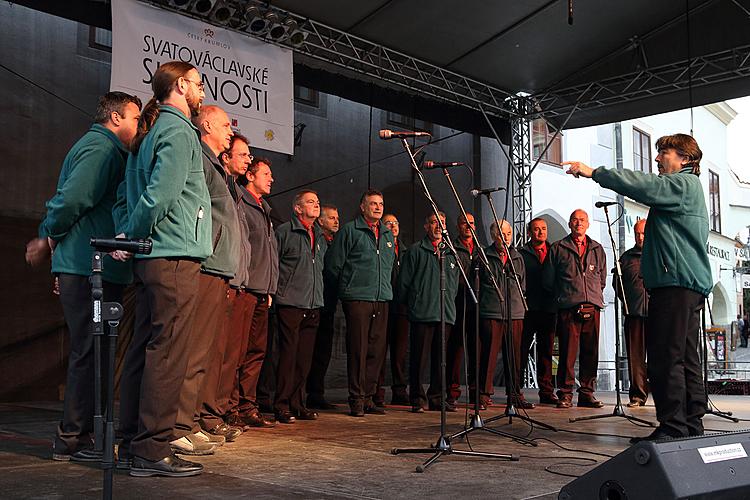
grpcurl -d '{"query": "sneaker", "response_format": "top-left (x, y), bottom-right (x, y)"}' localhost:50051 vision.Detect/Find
top-left (170, 435), bottom-right (216, 456)
top-left (194, 430), bottom-right (225, 446)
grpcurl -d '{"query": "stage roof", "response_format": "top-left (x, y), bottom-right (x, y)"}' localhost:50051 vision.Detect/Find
top-left (21, 0), bottom-right (750, 134)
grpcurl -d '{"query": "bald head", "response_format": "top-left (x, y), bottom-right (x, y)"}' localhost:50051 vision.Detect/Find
top-left (568, 209), bottom-right (589, 239)
top-left (634, 218), bottom-right (646, 249)
top-left (194, 105), bottom-right (233, 155)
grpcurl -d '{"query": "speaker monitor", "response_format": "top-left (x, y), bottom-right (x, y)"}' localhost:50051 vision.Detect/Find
top-left (559, 430), bottom-right (750, 499)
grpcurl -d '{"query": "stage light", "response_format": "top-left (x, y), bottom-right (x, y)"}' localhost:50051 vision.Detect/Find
top-left (169, 0), bottom-right (191, 9)
top-left (190, 0), bottom-right (215, 15)
top-left (287, 29), bottom-right (308, 48)
top-left (245, 6), bottom-right (269, 33)
top-left (210, 1), bottom-right (235, 24)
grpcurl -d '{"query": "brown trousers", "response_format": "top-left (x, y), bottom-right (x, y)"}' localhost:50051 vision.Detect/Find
top-left (624, 315), bottom-right (649, 403)
top-left (556, 306), bottom-right (600, 398)
top-left (479, 318), bottom-right (524, 399)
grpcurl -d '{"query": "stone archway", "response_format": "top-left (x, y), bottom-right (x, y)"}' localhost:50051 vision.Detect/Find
top-left (711, 282), bottom-right (731, 326)
top-left (534, 209), bottom-right (568, 244)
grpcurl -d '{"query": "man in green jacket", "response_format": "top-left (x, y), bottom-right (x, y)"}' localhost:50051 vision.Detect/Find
top-left (397, 212), bottom-right (459, 413)
top-left (273, 190), bottom-right (327, 424)
top-left (325, 189), bottom-right (396, 417)
top-left (172, 105), bottom-right (241, 449)
top-left (116, 61), bottom-right (212, 478)
top-left (564, 133), bottom-right (712, 441)
top-left (26, 91), bottom-right (141, 462)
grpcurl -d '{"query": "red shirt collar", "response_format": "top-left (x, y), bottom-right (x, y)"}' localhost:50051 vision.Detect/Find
top-left (297, 215), bottom-right (313, 231)
top-left (532, 241), bottom-right (547, 263)
top-left (460, 237), bottom-right (474, 255)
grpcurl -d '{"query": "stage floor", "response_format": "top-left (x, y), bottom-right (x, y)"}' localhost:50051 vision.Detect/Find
top-left (1, 390), bottom-right (749, 499)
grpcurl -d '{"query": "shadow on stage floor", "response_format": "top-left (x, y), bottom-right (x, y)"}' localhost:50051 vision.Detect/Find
top-left (2, 390), bottom-right (750, 499)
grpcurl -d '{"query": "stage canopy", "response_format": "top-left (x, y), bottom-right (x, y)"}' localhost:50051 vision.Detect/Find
top-left (19, 0), bottom-right (750, 135)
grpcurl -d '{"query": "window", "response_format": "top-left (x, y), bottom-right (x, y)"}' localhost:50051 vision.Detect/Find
top-left (709, 170), bottom-right (721, 233)
top-left (88, 26), bottom-right (112, 52)
top-left (532, 119), bottom-right (562, 165)
top-left (633, 127), bottom-right (651, 172)
top-left (294, 85), bottom-right (319, 108)
top-left (386, 111), bottom-right (432, 134)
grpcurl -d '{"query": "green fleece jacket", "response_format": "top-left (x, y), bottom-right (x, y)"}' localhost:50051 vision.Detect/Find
top-left (324, 215), bottom-right (395, 302)
top-left (396, 236), bottom-right (459, 324)
top-left (592, 166), bottom-right (712, 297)
top-left (39, 124), bottom-right (132, 284)
top-left (119, 105), bottom-right (212, 260)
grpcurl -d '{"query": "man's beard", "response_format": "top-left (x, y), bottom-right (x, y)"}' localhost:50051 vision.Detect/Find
top-left (186, 89), bottom-right (202, 118)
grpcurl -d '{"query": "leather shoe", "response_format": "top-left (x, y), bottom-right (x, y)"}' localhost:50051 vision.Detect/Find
top-left (130, 454), bottom-right (203, 477)
top-left (577, 397), bottom-right (605, 408)
top-left (194, 430), bottom-right (225, 446)
top-left (365, 404), bottom-right (386, 415)
top-left (630, 427), bottom-right (681, 444)
top-left (53, 448), bottom-right (102, 462)
top-left (556, 397), bottom-right (573, 409)
top-left (627, 399), bottom-right (646, 408)
top-left (206, 422), bottom-right (242, 442)
top-left (538, 394), bottom-right (559, 405)
top-left (296, 408), bottom-right (318, 421)
top-left (275, 410), bottom-right (296, 424)
top-left (240, 411), bottom-right (276, 428)
top-left (513, 398), bottom-right (536, 410)
top-left (307, 397), bottom-right (338, 410)
top-left (373, 400), bottom-right (386, 408)
top-left (411, 405), bottom-right (424, 413)
top-left (469, 400), bottom-right (487, 411)
top-left (349, 404), bottom-right (365, 417)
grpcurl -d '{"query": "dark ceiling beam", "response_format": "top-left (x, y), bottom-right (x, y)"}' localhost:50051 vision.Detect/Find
top-left (9, 0), bottom-right (112, 29)
top-left (445, 0), bottom-right (558, 67)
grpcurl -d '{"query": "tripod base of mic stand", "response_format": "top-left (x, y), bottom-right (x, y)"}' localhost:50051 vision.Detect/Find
top-left (485, 403), bottom-right (558, 435)
top-left (392, 434), bottom-right (519, 473)
top-left (706, 403), bottom-right (739, 423)
top-left (449, 411), bottom-right (538, 446)
top-left (568, 401), bottom-right (655, 427)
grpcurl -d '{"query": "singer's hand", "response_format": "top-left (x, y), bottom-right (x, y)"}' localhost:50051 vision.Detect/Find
top-left (110, 233), bottom-right (133, 261)
top-left (562, 161), bottom-right (594, 179)
top-left (25, 237), bottom-right (52, 266)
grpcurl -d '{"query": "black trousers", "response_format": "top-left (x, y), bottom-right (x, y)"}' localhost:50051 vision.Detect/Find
top-left (624, 315), bottom-right (649, 403)
top-left (342, 301), bottom-right (388, 406)
top-left (256, 308), bottom-right (277, 408)
top-left (375, 303), bottom-right (410, 403)
top-left (120, 258), bottom-right (200, 462)
top-left (174, 273), bottom-right (228, 436)
top-left (273, 306), bottom-right (320, 412)
top-left (54, 274), bottom-right (124, 455)
top-left (306, 304), bottom-right (336, 401)
top-left (521, 311), bottom-right (557, 398)
top-left (556, 306), bottom-right (600, 398)
top-left (647, 287), bottom-right (706, 437)
top-left (409, 322), bottom-right (445, 408)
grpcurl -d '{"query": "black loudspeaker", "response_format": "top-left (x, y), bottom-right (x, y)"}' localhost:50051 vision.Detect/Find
top-left (559, 430), bottom-right (750, 499)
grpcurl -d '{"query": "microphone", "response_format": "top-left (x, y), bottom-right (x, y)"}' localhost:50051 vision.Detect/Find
top-left (422, 161), bottom-right (464, 169)
top-left (90, 237), bottom-right (153, 255)
top-left (379, 129), bottom-right (432, 140)
top-left (594, 201), bottom-right (618, 208)
top-left (470, 186), bottom-right (506, 197)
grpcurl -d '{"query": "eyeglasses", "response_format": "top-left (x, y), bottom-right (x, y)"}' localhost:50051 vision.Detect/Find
top-left (184, 78), bottom-right (205, 91)
top-left (234, 152), bottom-right (253, 161)
top-left (384, 221), bottom-right (399, 226)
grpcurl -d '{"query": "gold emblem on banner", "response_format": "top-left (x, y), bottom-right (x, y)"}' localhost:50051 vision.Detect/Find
top-left (265, 129), bottom-right (275, 141)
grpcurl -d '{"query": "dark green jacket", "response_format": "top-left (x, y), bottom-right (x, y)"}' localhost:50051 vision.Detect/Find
top-left (39, 124), bottom-right (132, 284)
top-left (275, 215), bottom-right (327, 309)
top-left (199, 141), bottom-right (240, 279)
top-left (325, 215), bottom-right (396, 302)
top-left (542, 234), bottom-right (607, 309)
top-left (397, 236), bottom-right (459, 324)
top-left (120, 105), bottom-right (212, 260)
top-left (479, 244), bottom-right (526, 320)
top-left (592, 166), bottom-right (712, 297)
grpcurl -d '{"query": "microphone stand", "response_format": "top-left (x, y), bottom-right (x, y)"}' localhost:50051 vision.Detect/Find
top-left (90, 250), bottom-right (124, 500)
top-left (433, 168), bottom-right (543, 444)
top-left (481, 193), bottom-right (556, 433)
top-left (701, 303), bottom-right (738, 422)
top-left (568, 204), bottom-right (654, 427)
top-left (390, 139), bottom-right (519, 472)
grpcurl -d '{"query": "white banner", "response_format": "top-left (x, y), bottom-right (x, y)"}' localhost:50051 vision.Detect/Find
top-left (111, 0), bottom-right (294, 154)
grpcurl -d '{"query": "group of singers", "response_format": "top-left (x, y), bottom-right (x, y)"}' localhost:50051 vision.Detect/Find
top-left (26, 60), bottom-right (713, 478)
